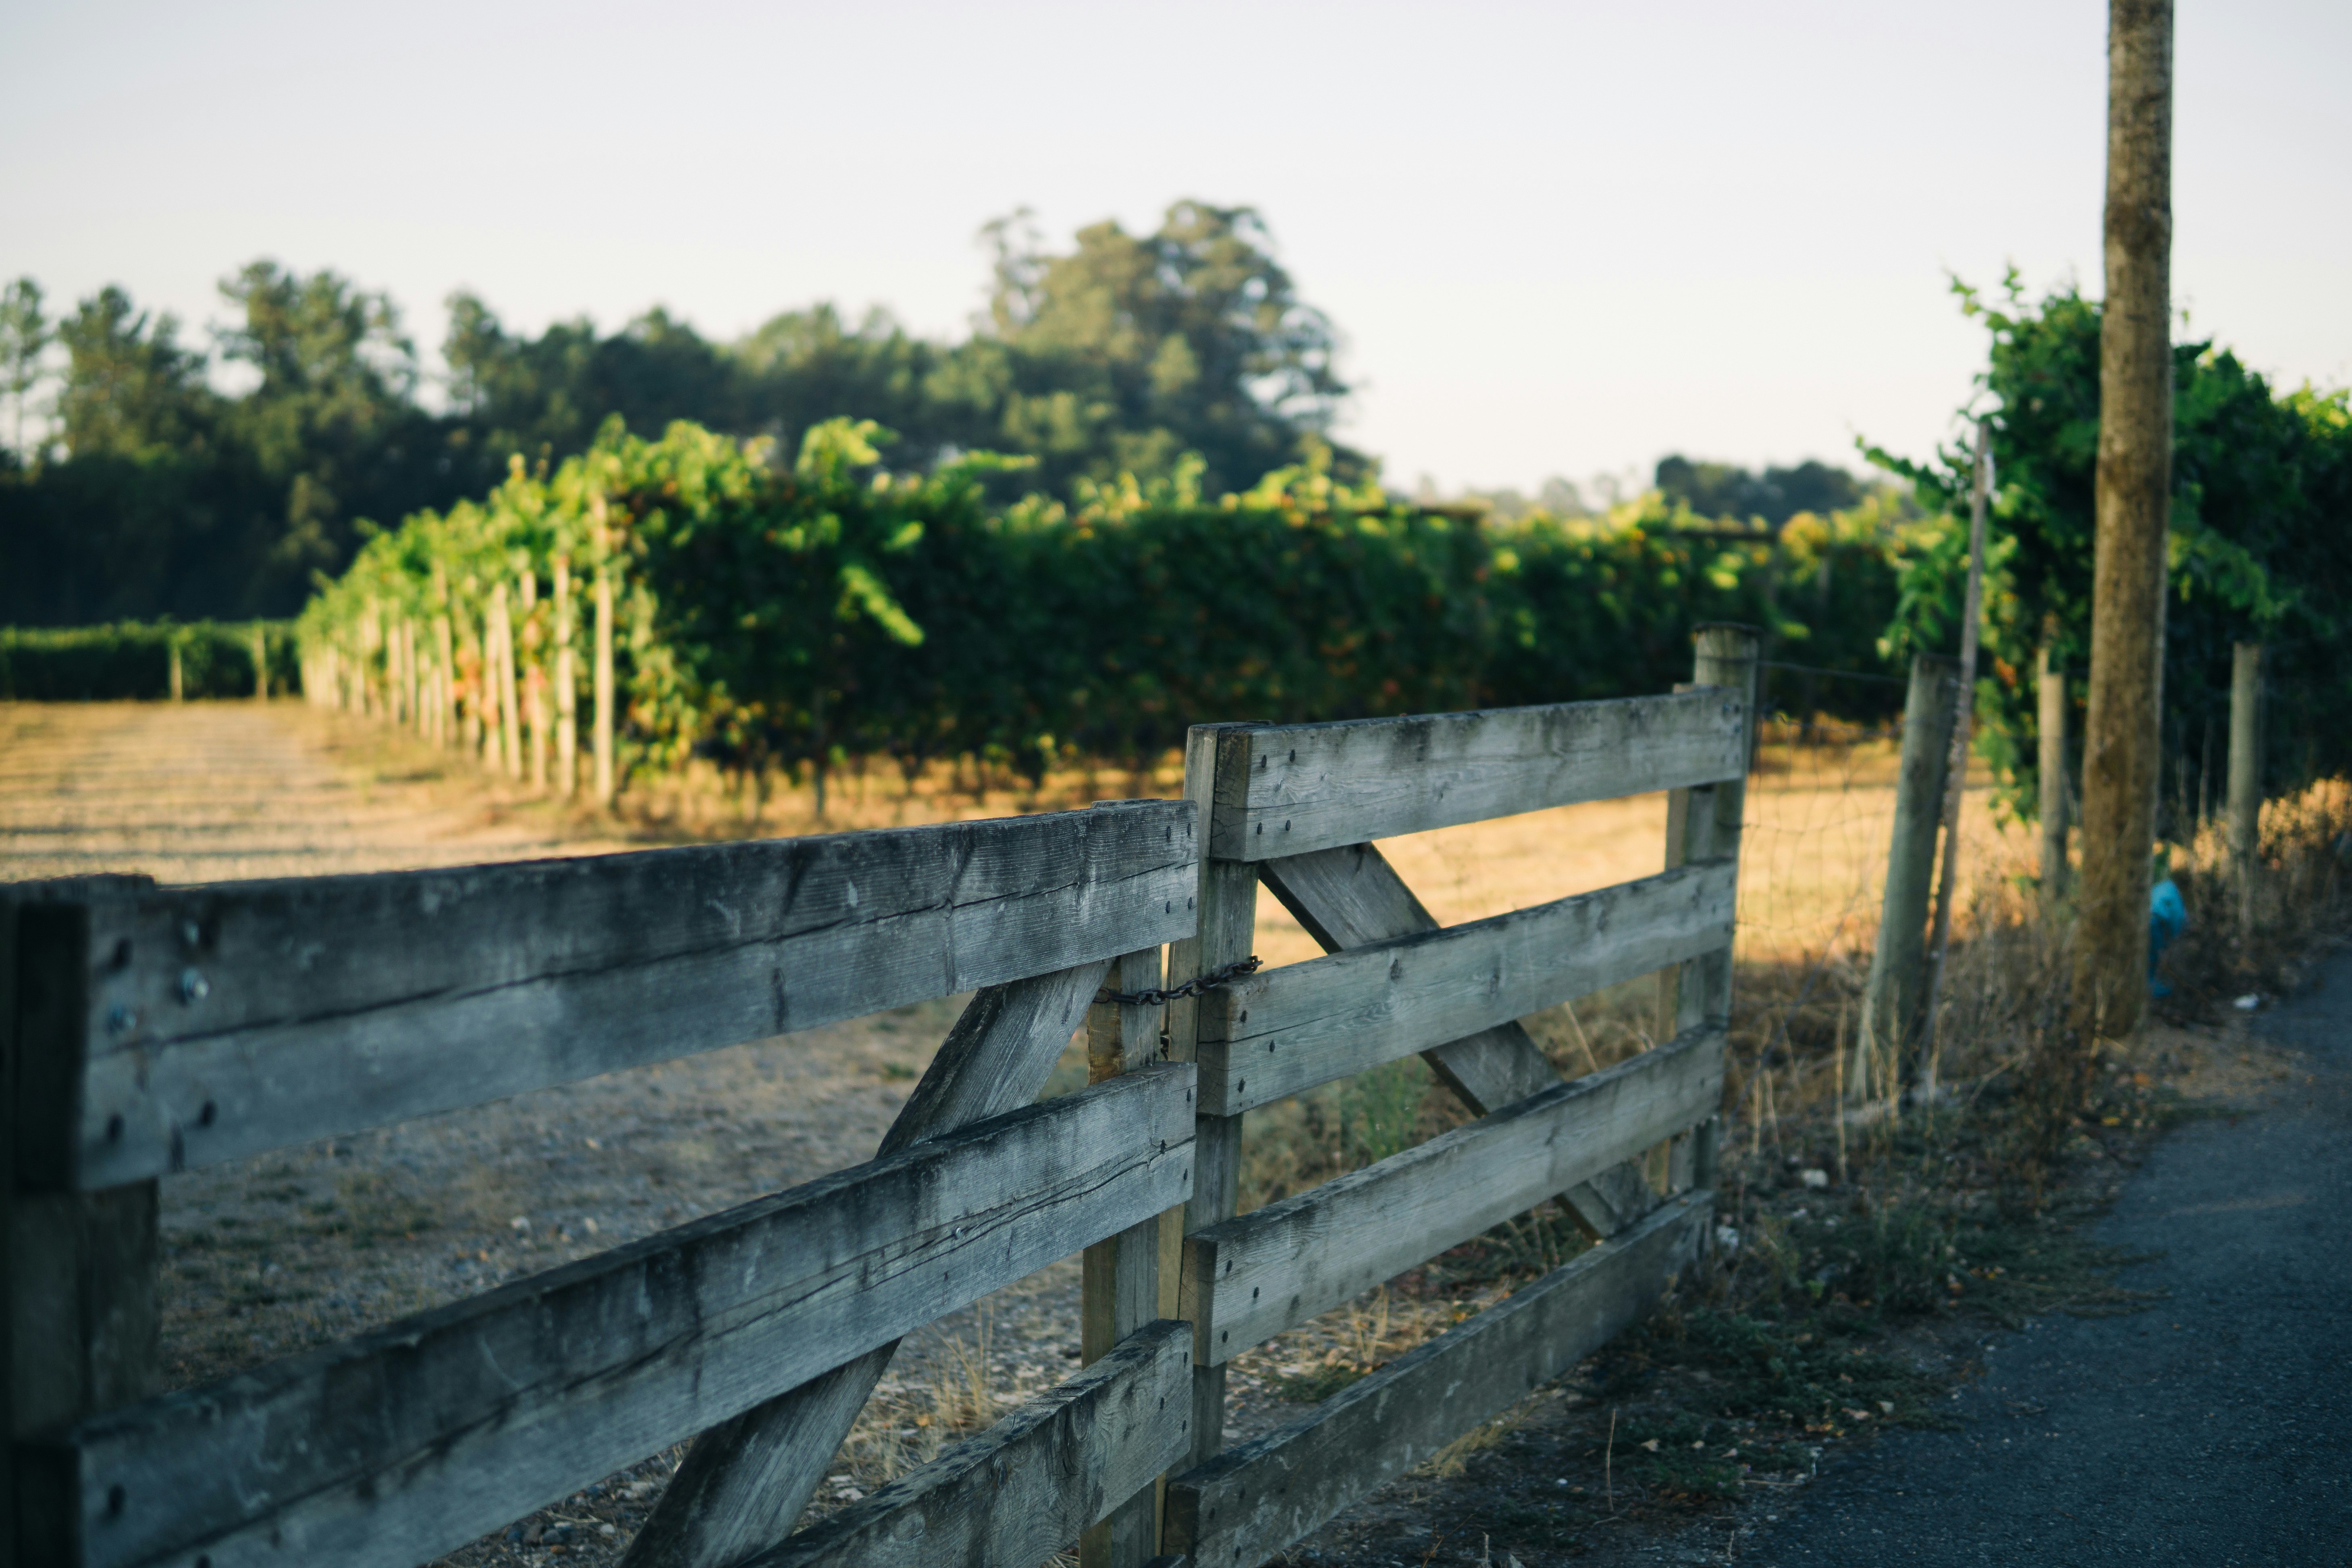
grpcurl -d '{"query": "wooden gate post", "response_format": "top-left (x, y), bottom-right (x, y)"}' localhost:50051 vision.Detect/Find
top-left (4, 886), bottom-right (162, 1568)
top-left (2038, 644), bottom-right (2069, 900)
top-left (1168, 725), bottom-right (1258, 1474)
top-left (1859, 653), bottom-right (1959, 1099)
top-left (2228, 642), bottom-right (2263, 939)
top-left (1664, 624), bottom-right (1757, 1189)
top-left (1081, 943), bottom-right (1170, 1568)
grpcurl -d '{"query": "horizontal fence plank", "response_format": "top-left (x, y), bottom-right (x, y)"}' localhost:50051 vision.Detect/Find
top-left (40, 1065), bottom-right (1197, 1568)
top-left (1257, 844), bottom-right (1565, 1114)
top-left (1181, 1027), bottom-right (1721, 1364)
top-left (1253, 844), bottom-right (1659, 1244)
top-left (749, 1321), bottom-right (1192, 1568)
top-left (1199, 860), bottom-right (1735, 1115)
top-left (613, 960), bottom-right (1113, 1568)
top-left (1207, 691), bottom-right (1746, 860)
top-left (37, 798), bottom-right (1196, 1188)
top-left (1166, 1196), bottom-right (1709, 1568)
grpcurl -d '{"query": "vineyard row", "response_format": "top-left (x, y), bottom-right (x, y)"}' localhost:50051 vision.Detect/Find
top-left (295, 417), bottom-right (1923, 804)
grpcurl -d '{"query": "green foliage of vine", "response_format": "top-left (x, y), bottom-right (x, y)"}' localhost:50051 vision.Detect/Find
top-left (301, 419), bottom-right (1921, 800)
top-left (1867, 274), bottom-right (2352, 823)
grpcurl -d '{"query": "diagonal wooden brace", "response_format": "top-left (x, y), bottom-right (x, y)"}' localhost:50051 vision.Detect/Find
top-left (619, 959), bottom-right (1109, 1568)
top-left (1254, 843), bottom-right (1658, 1239)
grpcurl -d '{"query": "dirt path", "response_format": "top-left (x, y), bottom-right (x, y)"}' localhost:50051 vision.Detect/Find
top-left (1734, 964), bottom-right (2352, 1566)
top-left (0, 699), bottom-right (649, 881)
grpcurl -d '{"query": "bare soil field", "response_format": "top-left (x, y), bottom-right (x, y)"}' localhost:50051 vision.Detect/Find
top-left (1, 699), bottom-right (2012, 1567)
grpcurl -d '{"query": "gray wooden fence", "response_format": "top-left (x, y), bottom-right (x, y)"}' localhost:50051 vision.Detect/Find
top-left (4, 629), bottom-right (1753, 1568)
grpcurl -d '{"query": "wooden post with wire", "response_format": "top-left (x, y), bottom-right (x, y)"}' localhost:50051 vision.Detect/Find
top-left (1168, 725), bottom-right (1257, 1479)
top-left (2038, 643), bottom-right (2068, 901)
top-left (1661, 623), bottom-right (1758, 1187)
top-left (1080, 943), bottom-right (1172, 1568)
top-left (1859, 653), bottom-right (1958, 1101)
top-left (1920, 418), bottom-right (1994, 1085)
top-left (2228, 641), bottom-right (2263, 939)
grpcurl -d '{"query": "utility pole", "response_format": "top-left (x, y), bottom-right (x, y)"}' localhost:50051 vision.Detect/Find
top-left (2072, 0), bottom-right (2173, 1047)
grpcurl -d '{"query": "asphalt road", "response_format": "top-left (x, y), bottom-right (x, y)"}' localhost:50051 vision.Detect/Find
top-left (1741, 955), bottom-right (2352, 1567)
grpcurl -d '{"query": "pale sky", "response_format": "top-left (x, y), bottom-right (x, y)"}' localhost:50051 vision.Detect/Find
top-left (3, 0), bottom-right (2345, 494)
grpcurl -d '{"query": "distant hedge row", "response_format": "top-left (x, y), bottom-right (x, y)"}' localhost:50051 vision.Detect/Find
top-left (0, 621), bottom-right (298, 701)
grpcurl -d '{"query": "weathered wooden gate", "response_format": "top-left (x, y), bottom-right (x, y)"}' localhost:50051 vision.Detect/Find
top-left (3, 625), bottom-right (1755, 1568)
top-left (1159, 624), bottom-right (1754, 1566)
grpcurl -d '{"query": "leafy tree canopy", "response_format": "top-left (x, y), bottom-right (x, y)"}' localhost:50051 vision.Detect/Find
top-left (1868, 272), bottom-right (2352, 824)
top-left (1654, 454), bottom-right (1867, 527)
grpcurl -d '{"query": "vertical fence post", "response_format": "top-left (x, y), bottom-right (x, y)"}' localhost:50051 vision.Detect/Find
top-left (1170, 725), bottom-right (1258, 1476)
top-left (434, 613), bottom-right (455, 751)
top-left (1081, 944), bottom-right (1170, 1568)
top-left (592, 495), bottom-right (617, 808)
top-left (252, 623), bottom-right (269, 701)
top-left (363, 600), bottom-right (380, 717)
top-left (554, 556), bottom-right (577, 797)
top-left (407, 621), bottom-right (422, 733)
top-left (5, 886), bottom-right (164, 1567)
top-left (520, 569), bottom-right (546, 791)
top-left (492, 582), bottom-right (523, 781)
top-left (1858, 653), bottom-right (1959, 1101)
top-left (2228, 641), bottom-right (2263, 939)
top-left (2038, 643), bottom-right (2068, 900)
top-left (1664, 624), bottom-right (1757, 1190)
top-left (166, 637), bottom-right (183, 703)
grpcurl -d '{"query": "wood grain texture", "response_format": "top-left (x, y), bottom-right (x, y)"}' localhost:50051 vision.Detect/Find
top-left (1181, 1027), bottom-right (1721, 1364)
top-left (46, 798), bottom-right (1195, 1188)
top-left (44, 1067), bottom-right (1196, 1568)
top-left (1197, 860), bottom-right (1734, 1115)
top-left (621, 961), bottom-right (1112, 1568)
top-left (623, 1347), bottom-right (896, 1568)
top-left (1082, 948), bottom-right (1172, 1568)
top-left (1165, 1197), bottom-right (1709, 1568)
top-left (1254, 845), bottom-right (1657, 1242)
top-left (1206, 691), bottom-right (1746, 860)
top-left (1255, 846), bottom-right (1554, 1116)
top-left (1168, 726), bottom-right (1259, 1473)
top-left (1560, 1160), bottom-right (1662, 1244)
top-left (751, 1322), bottom-right (1192, 1568)
top-left (879, 961), bottom-right (1113, 1159)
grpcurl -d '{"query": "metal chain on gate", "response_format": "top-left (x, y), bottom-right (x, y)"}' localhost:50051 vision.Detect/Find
top-left (1093, 955), bottom-right (1262, 1008)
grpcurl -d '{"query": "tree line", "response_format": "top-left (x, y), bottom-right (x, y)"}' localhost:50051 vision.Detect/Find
top-left (0, 202), bottom-right (1360, 625)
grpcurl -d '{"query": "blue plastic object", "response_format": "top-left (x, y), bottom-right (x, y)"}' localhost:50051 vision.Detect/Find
top-left (2149, 876), bottom-right (2186, 996)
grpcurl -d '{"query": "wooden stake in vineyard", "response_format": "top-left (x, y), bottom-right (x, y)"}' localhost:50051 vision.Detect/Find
top-left (521, 567), bottom-right (547, 790)
top-left (591, 490), bottom-right (617, 808)
top-left (555, 554), bottom-right (578, 796)
top-left (434, 607), bottom-right (456, 751)
top-left (405, 618), bottom-right (422, 731)
top-left (2073, 0), bottom-right (2174, 1046)
top-left (492, 581), bottom-right (524, 779)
